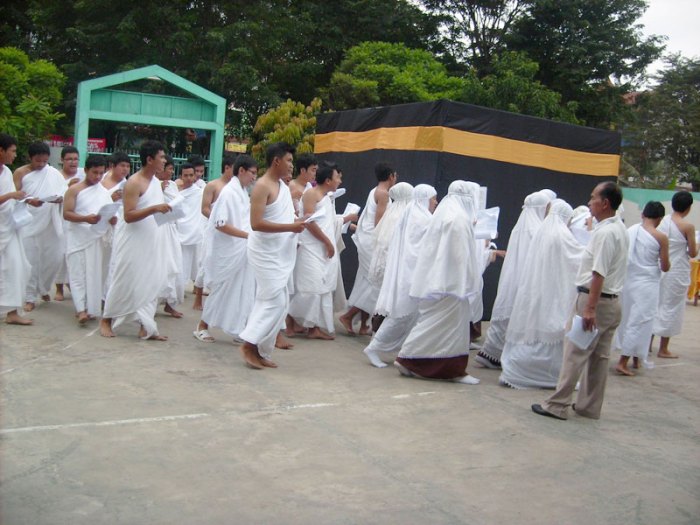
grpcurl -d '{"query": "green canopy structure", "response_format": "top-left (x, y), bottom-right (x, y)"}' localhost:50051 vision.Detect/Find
top-left (74, 65), bottom-right (226, 177)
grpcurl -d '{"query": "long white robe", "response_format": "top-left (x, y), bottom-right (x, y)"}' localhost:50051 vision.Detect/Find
top-left (479, 191), bottom-right (549, 364)
top-left (348, 187), bottom-right (381, 313)
top-left (288, 195), bottom-right (339, 333)
top-left (201, 177), bottom-right (255, 336)
top-left (159, 181), bottom-right (184, 306)
top-left (0, 166), bottom-right (31, 315)
top-left (18, 165), bottom-right (67, 302)
top-left (239, 181), bottom-right (297, 359)
top-left (653, 216), bottom-right (691, 338)
top-left (177, 184), bottom-right (204, 285)
top-left (103, 177), bottom-right (167, 338)
top-left (613, 224), bottom-right (663, 358)
top-left (66, 183), bottom-right (113, 316)
top-left (500, 200), bottom-right (583, 389)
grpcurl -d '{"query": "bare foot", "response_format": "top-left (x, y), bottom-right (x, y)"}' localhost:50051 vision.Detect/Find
top-left (260, 358), bottom-right (278, 368)
top-left (240, 343), bottom-right (264, 369)
top-left (307, 327), bottom-right (335, 340)
top-left (192, 299), bottom-right (203, 311)
top-left (339, 314), bottom-right (356, 335)
top-left (632, 357), bottom-right (640, 369)
top-left (138, 326), bottom-right (168, 341)
top-left (358, 325), bottom-right (371, 336)
top-left (164, 303), bottom-right (184, 318)
top-left (55, 292), bottom-right (64, 301)
top-left (24, 302), bottom-right (35, 312)
top-left (614, 364), bottom-right (635, 376)
top-left (275, 333), bottom-right (294, 349)
top-left (5, 311), bottom-right (33, 325)
top-left (77, 311), bottom-right (89, 325)
top-left (100, 319), bottom-right (116, 337)
top-left (41, 294), bottom-right (51, 302)
top-left (657, 351), bottom-right (679, 359)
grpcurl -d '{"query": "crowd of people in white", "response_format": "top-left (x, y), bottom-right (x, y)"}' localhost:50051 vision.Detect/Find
top-left (0, 133), bottom-right (696, 420)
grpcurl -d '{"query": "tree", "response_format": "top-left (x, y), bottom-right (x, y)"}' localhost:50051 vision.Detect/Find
top-left (507, 0), bottom-right (665, 128)
top-left (0, 47), bottom-right (65, 163)
top-left (250, 98), bottom-right (322, 168)
top-left (622, 57), bottom-right (700, 190)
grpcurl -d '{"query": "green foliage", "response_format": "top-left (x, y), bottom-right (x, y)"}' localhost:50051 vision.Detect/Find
top-left (622, 57), bottom-right (700, 190)
top-left (251, 98), bottom-right (323, 169)
top-left (0, 47), bottom-right (65, 163)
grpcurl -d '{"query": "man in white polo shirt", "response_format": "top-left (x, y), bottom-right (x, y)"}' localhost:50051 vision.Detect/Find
top-left (532, 182), bottom-right (628, 421)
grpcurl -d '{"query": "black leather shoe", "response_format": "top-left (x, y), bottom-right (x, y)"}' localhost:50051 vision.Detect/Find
top-left (531, 403), bottom-right (566, 420)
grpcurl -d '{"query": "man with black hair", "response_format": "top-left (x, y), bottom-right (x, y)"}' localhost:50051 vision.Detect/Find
top-left (339, 162), bottom-right (396, 335)
top-left (176, 163), bottom-right (204, 294)
top-left (101, 140), bottom-right (171, 340)
top-left (0, 133), bottom-right (33, 325)
top-left (187, 154), bottom-right (207, 189)
top-left (239, 142), bottom-right (305, 369)
top-left (289, 153), bottom-right (318, 216)
top-left (533, 182), bottom-right (628, 421)
top-left (652, 191), bottom-right (697, 358)
top-left (14, 141), bottom-right (67, 311)
top-left (102, 151), bottom-right (131, 202)
top-left (63, 155), bottom-right (114, 325)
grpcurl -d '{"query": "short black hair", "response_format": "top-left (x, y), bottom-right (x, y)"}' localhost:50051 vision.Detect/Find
top-left (642, 201), bottom-right (665, 219)
top-left (180, 162), bottom-right (194, 173)
top-left (84, 155), bottom-right (106, 170)
top-left (375, 162), bottom-right (395, 182)
top-left (111, 151), bottom-right (131, 165)
top-left (164, 154), bottom-right (174, 168)
top-left (187, 154), bottom-right (205, 168)
top-left (266, 142), bottom-right (295, 166)
top-left (671, 190), bottom-right (693, 213)
top-left (28, 141), bottom-right (50, 158)
top-left (296, 153), bottom-right (317, 173)
top-left (61, 146), bottom-right (79, 158)
top-left (234, 154), bottom-right (257, 176)
top-left (222, 153), bottom-right (237, 171)
top-left (316, 161), bottom-right (339, 186)
top-left (598, 181), bottom-right (623, 211)
top-left (0, 133), bottom-right (17, 150)
top-left (139, 140), bottom-right (165, 165)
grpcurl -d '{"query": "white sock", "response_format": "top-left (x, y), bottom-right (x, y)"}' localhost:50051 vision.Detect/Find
top-left (454, 375), bottom-right (480, 385)
top-left (364, 347), bottom-right (388, 368)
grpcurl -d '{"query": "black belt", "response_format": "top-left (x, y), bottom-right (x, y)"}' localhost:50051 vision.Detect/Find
top-left (577, 286), bottom-right (618, 299)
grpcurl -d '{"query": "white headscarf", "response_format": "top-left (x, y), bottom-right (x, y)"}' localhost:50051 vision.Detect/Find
top-left (368, 182), bottom-right (414, 287)
top-left (375, 184), bottom-right (437, 317)
top-left (409, 180), bottom-right (481, 301)
top-left (539, 189), bottom-right (557, 202)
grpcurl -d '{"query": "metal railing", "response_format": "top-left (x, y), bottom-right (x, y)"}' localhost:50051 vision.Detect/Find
top-left (91, 149), bottom-right (212, 180)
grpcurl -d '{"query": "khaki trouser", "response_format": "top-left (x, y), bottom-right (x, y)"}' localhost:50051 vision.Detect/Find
top-left (543, 292), bottom-right (621, 420)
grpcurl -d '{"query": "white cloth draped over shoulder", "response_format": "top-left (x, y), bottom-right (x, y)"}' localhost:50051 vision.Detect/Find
top-left (66, 183), bottom-right (113, 317)
top-left (500, 200), bottom-right (584, 389)
top-left (653, 216), bottom-right (691, 338)
top-left (348, 187), bottom-right (382, 313)
top-left (18, 165), bottom-right (67, 238)
top-left (158, 181), bottom-right (184, 306)
top-left (201, 177), bottom-right (255, 336)
top-left (177, 184), bottom-right (204, 245)
top-left (613, 224), bottom-right (663, 358)
top-left (240, 180), bottom-right (297, 359)
top-left (103, 177), bottom-right (167, 338)
top-left (0, 165), bottom-right (30, 314)
top-left (368, 182), bottom-right (414, 289)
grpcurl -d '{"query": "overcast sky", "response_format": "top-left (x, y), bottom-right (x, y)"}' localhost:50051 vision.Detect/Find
top-left (640, 0), bottom-right (700, 78)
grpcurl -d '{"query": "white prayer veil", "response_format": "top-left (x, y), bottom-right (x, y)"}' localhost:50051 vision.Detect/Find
top-left (375, 184), bottom-right (437, 317)
top-left (539, 189), bottom-right (557, 202)
top-left (409, 180), bottom-right (481, 301)
top-left (505, 198), bottom-right (583, 345)
top-left (569, 205), bottom-right (592, 246)
top-left (368, 182), bottom-right (414, 287)
top-left (490, 190), bottom-right (550, 320)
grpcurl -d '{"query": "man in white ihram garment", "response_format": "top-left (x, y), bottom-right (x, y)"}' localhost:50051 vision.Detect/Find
top-left (288, 161), bottom-right (353, 339)
top-left (394, 180), bottom-right (482, 385)
top-left (364, 184), bottom-right (437, 368)
top-left (339, 163), bottom-right (396, 335)
top-left (476, 190), bottom-right (552, 368)
top-left (651, 191), bottom-right (697, 359)
top-left (0, 133), bottom-right (33, 325)
top-left (613, 201), bottom-right (670, 376)
top-left (193, 155), bottom-right (258, 343)
top-left (176, 162), bottom-right (204, 294)
top-left (100, 140), bottom-right (171, 340)
top-left (239, 142), bottom-right (305, 370)
top-left (499, 199), bottom-right (584, 389)
top-left (13, 141), bottom-right (68, 311)
top-left (62, 155), bottom-right (115, 325)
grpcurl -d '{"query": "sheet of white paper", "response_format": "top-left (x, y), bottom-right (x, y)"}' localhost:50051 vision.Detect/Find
top-left (12, 201), bottom-right (33, 230)
top-left (341, 203), bottom-right (361, 234)
top-left (474, 206), bottom-right (500, 240)
top-left (565, 315), bottom-right (599, 350)
top-left (328, 188), bottom-right (346, 199)
top-left (38, 194), bottom-right (63, 203)
top-left (91, 202), bottom-right (122, 235)
top-left (479, 187), bottom-right (488, 211)
top-left (154, 206), bottom-right (186, 226)
top-left (304, 207), bottom-right (327, 224)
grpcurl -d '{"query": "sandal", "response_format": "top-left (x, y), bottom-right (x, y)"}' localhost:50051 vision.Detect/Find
top-left (193, 328), bottom-right (215, 342)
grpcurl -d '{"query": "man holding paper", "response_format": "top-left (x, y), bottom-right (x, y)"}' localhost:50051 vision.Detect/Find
top-left (63, 155), bottom-right (114, 324)
top-left (533, 182), bottom-right (627, 420)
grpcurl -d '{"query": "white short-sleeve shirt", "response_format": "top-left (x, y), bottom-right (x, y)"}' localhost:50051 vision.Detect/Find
top-left (574, 215), bottom-right (628, 295)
